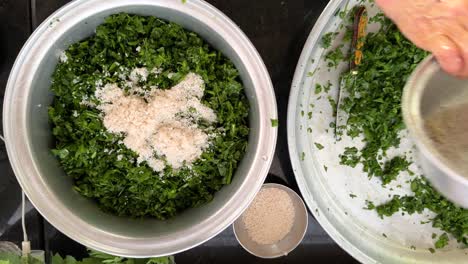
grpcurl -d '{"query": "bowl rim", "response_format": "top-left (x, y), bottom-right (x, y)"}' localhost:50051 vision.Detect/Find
top-left (3, 0), bottom-right (277, 257)
top-left (232, 183), bottom-right (308, 259)
top-left (402, 55), bottom-right (468, 188)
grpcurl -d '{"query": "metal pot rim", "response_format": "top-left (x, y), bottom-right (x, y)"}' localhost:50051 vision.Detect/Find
top-left (402, 55), bottom-right (468, 187)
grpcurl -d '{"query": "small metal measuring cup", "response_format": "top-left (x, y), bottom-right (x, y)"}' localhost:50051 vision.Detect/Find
top-left (402, 55), bottom-right (468, 208)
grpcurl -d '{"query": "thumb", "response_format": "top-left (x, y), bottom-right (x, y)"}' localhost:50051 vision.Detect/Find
top-left (430, 35), bottom-right (464, 76)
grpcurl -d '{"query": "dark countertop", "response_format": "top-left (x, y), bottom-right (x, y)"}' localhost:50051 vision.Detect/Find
top-left (0, 1), bottom-right (358, 263)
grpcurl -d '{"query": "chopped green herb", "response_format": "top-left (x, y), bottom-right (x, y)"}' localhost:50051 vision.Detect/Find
top-left (339, 17), bottom-right (427, 184)
top-left (271, 119), bottom-right (278, 127)
top-left (325, 47), bottom-right (344, 68)
top-left (323, 80), bottom-right (332, 93)
top-left (48, 14), bottom-right (249, 219)
top-left (382, 233), bottom-right (387, 238)
top-left (374, 178), bottom-right (468, 247)
top-left (435, 233), bottom-right (449, 249)
top-left (340, 147), bottom-right (359, 167)
top-left (314, 143), bottom-right (324, 150)
top-left (308, 112), bottom-right (313, 119)
top-left (307, 127), bottom-right (313, 133)
top-left (349, 194), bottom-right (357, 198)
top-left (324, 165), bottom-right (328, 172)
top-left (410, 245), bottom-right (416, 250)
top-left (314, 83), bottom-right (322, 94)
top-left (365, 200), bottom-right (375, 210)
top-left (301, 152), bottom-right (306, 161)
top-left (307, 68), bottom-right (318, 77)
top-left (321, 32), bottom-right (338, 49)
top-left (429, 248), bottom-right (435, 254)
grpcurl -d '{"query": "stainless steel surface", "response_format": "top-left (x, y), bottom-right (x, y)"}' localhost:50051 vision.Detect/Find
top-left (287, 0), bottom-right (468, 263)
top-left (3, 0), bottom-right (277, 258)
top-left (402, 55), bottom-right (468, 208)
top-left (232, 183), bottom-right (308, 259)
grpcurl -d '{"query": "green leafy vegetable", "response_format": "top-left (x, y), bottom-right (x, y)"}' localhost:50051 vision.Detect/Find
top-left (314, 143), bottom-right (324, 150)
top-left (339, 18), bottom-right (427, 184)
top-left (0, 253), bottom-right (42, 264)
top-left (51, 249), bottom-right (174, 264)
top-left (324, 47), bottom-right (344, 68)
top-left (435, 233), bottom-right (449, 249)
top-left (323, 81), bottom-right (332, 93)
top-left (374, 178), bottom-right (468, 246)
top-left (314, 83), bottom-right (322, 94)
top-left (321, 32), bottom-right (338, 49)
top-left (48, 14), bottom-right (249, 219)
top-left (270, 119), bottom-right (278, 127)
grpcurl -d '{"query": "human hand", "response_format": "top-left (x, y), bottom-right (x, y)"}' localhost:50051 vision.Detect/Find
top-left (376, 0), bottom-right (468, 77)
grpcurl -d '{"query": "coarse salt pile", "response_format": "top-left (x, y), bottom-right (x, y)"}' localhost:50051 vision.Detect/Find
top-left (242, 187), bottom-right (295, 245)
top-left (94, 70), bottom-right (217, 172)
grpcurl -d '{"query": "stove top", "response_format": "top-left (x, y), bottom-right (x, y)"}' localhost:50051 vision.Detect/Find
top-left (0, 1), bottom-right (357, 263)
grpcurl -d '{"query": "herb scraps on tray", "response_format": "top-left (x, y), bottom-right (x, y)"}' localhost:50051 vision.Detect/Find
top-left (321, 4), bottom-right (468, 249)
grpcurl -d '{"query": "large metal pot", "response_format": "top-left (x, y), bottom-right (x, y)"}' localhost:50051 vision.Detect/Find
top-left (3, 0), bottom-right (277, 257)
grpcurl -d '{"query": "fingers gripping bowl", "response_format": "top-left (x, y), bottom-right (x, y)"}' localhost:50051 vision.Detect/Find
top-left (3, 0), bottom-right (277, 257)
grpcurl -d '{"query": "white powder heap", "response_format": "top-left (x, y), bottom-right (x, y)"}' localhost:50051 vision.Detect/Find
top-left (242, 187), bottom-right (295, 245)
top-left (95, 71), bottom-right (216, 172)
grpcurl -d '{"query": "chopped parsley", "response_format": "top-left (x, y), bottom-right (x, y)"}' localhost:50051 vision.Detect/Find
top-left (321, 32), bottom-right (338, 49)
top-left (271, 119), bottom-right (278, 127)
top-left (323, 80), bottom-right (332, 93)
top-left (435, 233), bottom-right (449, 249)
top-left (48, 14), bottom-right (249, 219)
top-left (336, 11), bottom-right (468, 246)
top-left (314, 83), bottom-right (322, 94)
top-left (338, 16), bottom-right (426, 184)
top-left (314, 143), bottom-right (324, 150)
top-left (325, 47), bottom-right (344, 68)
top-left (307, 68), bottom-right (318, 77)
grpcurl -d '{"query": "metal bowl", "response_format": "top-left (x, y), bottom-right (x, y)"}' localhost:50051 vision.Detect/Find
top-left (402, 55), bottom-right (468, 208)
top-left (288, 0), bottom-right (468, 262)
top-left (232, 183), bottom-right (308, 259)
top-left (3, 0), bottom-right (277, 257)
